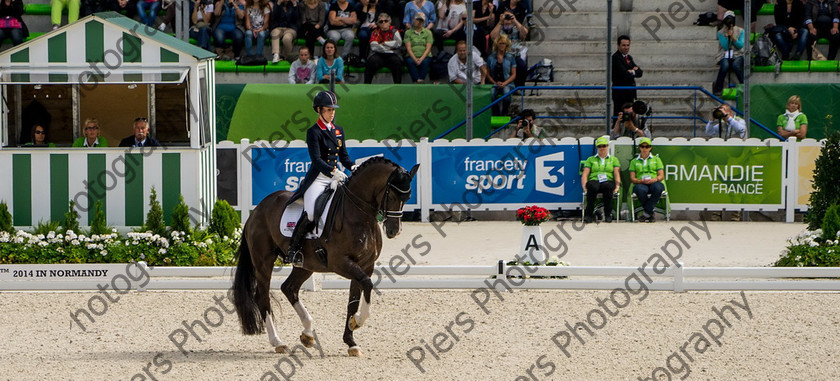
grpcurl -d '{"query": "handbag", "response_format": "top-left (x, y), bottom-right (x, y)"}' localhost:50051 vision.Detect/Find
top-left (811, 42), bottom-right (827, 60)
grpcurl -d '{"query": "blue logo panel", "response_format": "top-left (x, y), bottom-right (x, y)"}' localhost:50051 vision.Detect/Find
top-left (431, 143), bottom-right (583, 206)
top-left (251, 145), bottom-right (418, 206)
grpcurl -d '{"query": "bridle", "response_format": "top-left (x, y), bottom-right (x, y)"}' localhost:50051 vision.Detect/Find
top-left (343, 167), bottom-right (410, 223)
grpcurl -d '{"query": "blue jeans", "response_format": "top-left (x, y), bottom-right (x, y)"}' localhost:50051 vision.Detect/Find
top-left (405, 56), bottom-right (431, 82)
top-left (0, 28), bottom-right (24, 46)
top-left (772, 27), bottom-right (808, 59)
top-left (634, 182), bottom-right (665, 216)
top-left (214, 25), bottom-right (244, 55)
top-left (491, 83), bottom-right (514, 116)
top-left (136, 0), bottom-right (160, 26)
top-left (244, 30), bottom-right (267, 56)
top-left (357, 27), bottom-right (372, 59)
top-left (190, 27), bottom-right (211, 50)
top-left (713, 55), bottom-right (744, 94)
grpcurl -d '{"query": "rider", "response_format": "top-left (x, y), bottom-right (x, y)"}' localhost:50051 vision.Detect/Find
top-left (284, 90), bottom-right (357, 267)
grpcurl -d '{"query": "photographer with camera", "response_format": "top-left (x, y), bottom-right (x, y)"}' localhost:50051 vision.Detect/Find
top-left (712, 11), bottom-right (745, 96)
top-left (611, 102), bottom-right (650, 139)
top-left (705, 103), bottom-right (746, 139)
top-left (509, 109), bottom-right (543, 139)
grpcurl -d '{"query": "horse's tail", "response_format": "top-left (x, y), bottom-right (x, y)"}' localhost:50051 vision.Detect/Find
top-left (232, 235), bottom-right (265, 335)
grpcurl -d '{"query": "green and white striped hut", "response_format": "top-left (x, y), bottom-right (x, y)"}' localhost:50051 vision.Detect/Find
top-left (0, 12), bottom-right (217, 227)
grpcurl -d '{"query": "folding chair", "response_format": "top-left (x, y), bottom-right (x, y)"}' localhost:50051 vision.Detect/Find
top-left (582, 189), bottom-right (621, 223)
top-left (626, 181), bottom-right (671, 222)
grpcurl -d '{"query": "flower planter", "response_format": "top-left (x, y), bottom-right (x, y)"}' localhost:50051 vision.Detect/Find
top-left (519, 225), bottom-right (546, 264)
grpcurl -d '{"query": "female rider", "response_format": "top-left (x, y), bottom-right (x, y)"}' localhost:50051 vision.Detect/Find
top-left (284, 90), bottom-right (356, 266)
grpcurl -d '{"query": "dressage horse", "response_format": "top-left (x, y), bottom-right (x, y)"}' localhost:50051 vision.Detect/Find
top-left (232, 157), bottom-right (419, 356)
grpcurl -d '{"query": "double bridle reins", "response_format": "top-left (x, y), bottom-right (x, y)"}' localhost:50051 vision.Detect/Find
top-left (343, 168), bottom-right (410, 223)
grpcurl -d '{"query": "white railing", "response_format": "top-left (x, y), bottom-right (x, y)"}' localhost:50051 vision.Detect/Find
top-left (2, 262), bottom-right (840, 292)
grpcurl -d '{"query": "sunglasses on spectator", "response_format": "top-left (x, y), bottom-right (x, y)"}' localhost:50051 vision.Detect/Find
top-left (377, 19), bottom-right (389, 23)
top-left (34, 130), bottom-right (45, 134)
top-left (85, 126), bottom-right (99, 130)
top-left (597, 144), bottom-right (608, 148)
top-left (134, 117), bottom-right (148, 122)
top-left (639, 145), bottom-right (651, 148)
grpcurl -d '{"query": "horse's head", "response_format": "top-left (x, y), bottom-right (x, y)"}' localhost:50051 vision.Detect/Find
top-left (381, 163), bottom-right (419, 238)
top-left (346, 157), bottom-right (419, 239)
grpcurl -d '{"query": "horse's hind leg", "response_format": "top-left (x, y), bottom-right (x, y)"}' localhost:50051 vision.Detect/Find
top-left (281, 267), bottom-right (316, 348)
top-left (252, 244), bottom-right (288, 353)
top-left (338, 260), bottom-right (374, 357)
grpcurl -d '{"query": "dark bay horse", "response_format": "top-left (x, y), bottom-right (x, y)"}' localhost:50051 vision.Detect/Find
top-left (232, 157), bottom-right (419, 356)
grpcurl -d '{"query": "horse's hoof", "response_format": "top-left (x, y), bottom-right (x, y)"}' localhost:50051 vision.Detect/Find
top-left (275, 345), bottom-right (289, 354)
top-left (348, 346), bottom-right (362, 357)
top-left (300, 333), bottom-right (315, 348)
top-left (348, 315), bottom-right (361, 331)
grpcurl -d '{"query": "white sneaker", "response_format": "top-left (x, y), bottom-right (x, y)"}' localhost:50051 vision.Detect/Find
top-left (158, 23), bottom-right (166, 31)
top-left (272, 53), bottom-right (280, 63)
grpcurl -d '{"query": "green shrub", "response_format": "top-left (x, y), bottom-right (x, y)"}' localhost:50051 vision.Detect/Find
top-left (32, 220), bottom-right (60, 235)
top-left (822, 204), bottom-right (840, 242)
top-left (170, 196), bottom-right (192, 235)
top-left (89, 201), bottom-right (111, 235)
top-left (209, 199), bottom-right (238, 238)
top-left (775, 229), bottom-right (840, 267)
top-left (143, 188), bottom-right (166, 236)
top-left (806, 131), bottom-right (840, 230)
top-left (0, 202), bottom-right (13, 233)
top-left (62, 200), bottom-right (81, 234)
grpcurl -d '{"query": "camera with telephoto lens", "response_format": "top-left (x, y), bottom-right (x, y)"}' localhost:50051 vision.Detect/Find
top-left (723, 15), bottom-right (735, 28)
top-left (505, 14), bottom-right (513, 20)
top-left (518, 118), bottom-right (531, 129)
top-left (712, 106), bottom-right (726, 120)
top-left (621, 112), bottom-right (633, 122)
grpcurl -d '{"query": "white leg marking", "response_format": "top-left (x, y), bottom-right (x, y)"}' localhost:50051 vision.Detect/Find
top-left (353, 295), bottom-right (371, 328)
top-left (293, 301), bottom-right (314, 337)
top-left (265, 312), bottom-right (285, 348)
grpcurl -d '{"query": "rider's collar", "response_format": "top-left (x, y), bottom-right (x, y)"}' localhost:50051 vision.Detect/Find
top-left (317, 118), bottom-right (334, 131)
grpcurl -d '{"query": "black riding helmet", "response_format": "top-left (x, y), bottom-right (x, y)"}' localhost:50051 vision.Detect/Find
top-left (312, 90), bottom-right (340, 112)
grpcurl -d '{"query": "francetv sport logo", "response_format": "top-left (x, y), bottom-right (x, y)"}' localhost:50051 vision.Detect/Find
top-left (434, 145), bottom-right (578, 204)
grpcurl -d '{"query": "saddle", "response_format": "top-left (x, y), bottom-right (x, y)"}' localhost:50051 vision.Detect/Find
top-left (280, 186), bottom-right (338, 239)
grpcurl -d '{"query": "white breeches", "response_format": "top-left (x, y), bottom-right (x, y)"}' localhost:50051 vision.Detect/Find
top-left (303, 173), bottom-right (332, 221)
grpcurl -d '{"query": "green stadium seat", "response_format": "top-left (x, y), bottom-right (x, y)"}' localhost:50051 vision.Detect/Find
top-left (780, 60), bottom-right (809, 72)
top-left (721, 88), bottom-right (738, 100)
top-left (491, 116), bottom-right (511, 128)
top-left (752, 64), bottom-right (776, 72)
top-left (810, 60), bottom-right (839, 72)
top-left (213, 59), bottom-right (396, 74)
top-left (732, 3), bottom-right (774, 16)
top-left (24, 4), bottom-right (53, 15)
top-left (214, 60), bottom-right (288, 73)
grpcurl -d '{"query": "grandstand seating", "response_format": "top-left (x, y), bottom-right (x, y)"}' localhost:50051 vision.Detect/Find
top-left (3, 0), bottom-right (838, 139)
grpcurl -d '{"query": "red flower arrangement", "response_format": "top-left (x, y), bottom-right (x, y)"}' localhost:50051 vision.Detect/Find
top-left (516, 205), bottom-right (552, 226)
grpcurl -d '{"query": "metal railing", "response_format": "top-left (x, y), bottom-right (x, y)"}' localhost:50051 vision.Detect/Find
top-left (435, 85), bottom-right (782, 141)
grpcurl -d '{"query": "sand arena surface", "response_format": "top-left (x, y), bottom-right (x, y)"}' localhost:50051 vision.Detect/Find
top-left (1, 221), bottom-right (839, 380)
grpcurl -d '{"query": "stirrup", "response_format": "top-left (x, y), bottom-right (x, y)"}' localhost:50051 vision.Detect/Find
top-left (286, 249), bottom-right (304, 267)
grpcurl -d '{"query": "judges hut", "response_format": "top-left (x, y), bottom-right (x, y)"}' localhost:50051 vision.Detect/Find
top-left (0, 12), bottom-right (217, 227)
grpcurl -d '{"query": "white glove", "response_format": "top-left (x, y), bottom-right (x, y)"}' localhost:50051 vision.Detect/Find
top-left (350, 164), bottom-right (358, 172)
top-left (331, 168), bottom-right (347, 182)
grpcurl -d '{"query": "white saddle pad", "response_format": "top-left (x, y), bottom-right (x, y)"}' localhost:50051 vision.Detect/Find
top-left (279, 196), bottom-right (335, 239)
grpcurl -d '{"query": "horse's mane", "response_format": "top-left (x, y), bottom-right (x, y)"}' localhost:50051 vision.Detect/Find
top-left (345, 156), bottom-right (400, 187)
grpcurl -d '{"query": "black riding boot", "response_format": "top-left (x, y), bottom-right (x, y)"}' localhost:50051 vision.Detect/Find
top-left (285, 212), bottom-right (310, 267)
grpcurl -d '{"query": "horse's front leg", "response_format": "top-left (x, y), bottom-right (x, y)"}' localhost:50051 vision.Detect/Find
top-left (281, 267), bottom-right (317, 349)
top-left (340, 260), bottom-right (374, 357)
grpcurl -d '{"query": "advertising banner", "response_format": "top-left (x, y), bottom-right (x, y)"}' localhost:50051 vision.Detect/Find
top-left (655, 144), bottom-right (784, 207)
top-left (430, 141), bottom-right (585, 209)
top-left (797, 144), bottom-right (820, 209)
top-left (217, 84), bottom-right (493, 142)
top-left (250, 142), bottom-right (419, 207)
